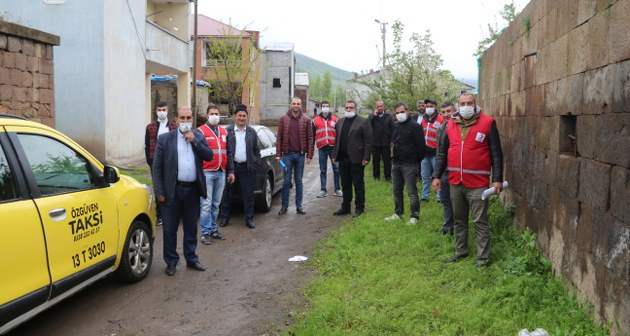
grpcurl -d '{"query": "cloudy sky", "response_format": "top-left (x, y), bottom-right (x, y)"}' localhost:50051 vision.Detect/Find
top-left (197, 0), bottom-right (530, 81)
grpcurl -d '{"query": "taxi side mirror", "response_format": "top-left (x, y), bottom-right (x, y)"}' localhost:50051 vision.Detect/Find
top-left (104, 165), bottom-right (120, 184)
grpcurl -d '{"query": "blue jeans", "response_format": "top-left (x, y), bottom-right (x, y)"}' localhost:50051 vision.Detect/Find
top-left (199, 170), bottom-right (226, 235)
top-left (281, 152), bottom-right (305, 209)
top-left (318, 147), bottom-right (340, 192)
top-left (420, 155), bottom-right (439, 201)
top-left (392, 163), bottom-right (420, 218)
top-left (161, 184), bottom-right (201, 266)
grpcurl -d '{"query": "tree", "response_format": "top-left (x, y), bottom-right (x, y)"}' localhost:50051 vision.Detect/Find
top-left (203, 23), bottom-right (261, 116)
top-left (348, 20), bottom-right (463, 111)
top-left (475, 1), bottom-right (518, 56)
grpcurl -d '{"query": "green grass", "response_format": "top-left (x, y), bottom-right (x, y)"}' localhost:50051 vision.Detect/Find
top-left (120, 167), bottom-right (151, 185)
top-left (287, 166), bottom-right (609, 335)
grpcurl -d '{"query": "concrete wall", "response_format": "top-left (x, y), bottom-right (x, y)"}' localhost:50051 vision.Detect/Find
top-left (478, 0), bottom-right (630, 334)
top-left (0, 20), bottom-right (59, 124)
top-left (260, 49), bottom-right (294, 123)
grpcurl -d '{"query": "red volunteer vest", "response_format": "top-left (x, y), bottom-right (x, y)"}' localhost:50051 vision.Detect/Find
top-left (421, 114), bottom-right (444, 149)
top-left (446, 113), bottom-right (494, 188)
top-left (313, 115), bottom-right (337, 149)
top-left (199, 124), bottom-right (227, 171)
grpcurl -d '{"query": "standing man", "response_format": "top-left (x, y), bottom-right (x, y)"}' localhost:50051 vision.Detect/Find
top-left (368, 99), bottom-right (393, 181)
top-left (221, 104), bottom-right (261, 229)
top-left (145, 101), bottom-right (177, 226)
top-left (152, 107), bottom-right (214, 276)
top-left (432, 93), bottom-right (504, 267)
top-left (420, 98), bottom-right (445, 202)
top-left (198, 104), bottom-right (227, 245)
top-left (312, 100), bottom-right (342, 198)
top-left (384, 103), bottom-right (425, 225)
top-left (436, 101), bottom-right (456, 235)
top-left (411, 99), bottom-right (426, 122)
top-left (332, 100), bottom-right (372, 218)
top-left (276, 97), bottom-right (314, 215)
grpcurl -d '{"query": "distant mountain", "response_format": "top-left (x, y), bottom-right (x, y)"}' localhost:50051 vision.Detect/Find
top-left (459, 78), bottom-right (478, 90)
top-left (295, 53), bottom-right (353, 88)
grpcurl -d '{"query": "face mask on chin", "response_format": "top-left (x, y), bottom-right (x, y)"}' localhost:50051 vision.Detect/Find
top-left (178, 122), bottom-right (192, 133)
top-left (344, 111), bottom-right (356, 118)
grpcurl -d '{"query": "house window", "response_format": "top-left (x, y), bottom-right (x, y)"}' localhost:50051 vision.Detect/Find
top-left (273, 78), bottom-right (281, 88)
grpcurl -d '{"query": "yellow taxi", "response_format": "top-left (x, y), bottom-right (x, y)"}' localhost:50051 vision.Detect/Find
top-left (0, 114), bottom-right (156, 333)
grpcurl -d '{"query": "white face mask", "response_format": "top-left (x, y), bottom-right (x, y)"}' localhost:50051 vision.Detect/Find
top-left (459, 106), bottom-right (475, 119)
top-left (321, 107), bottom-right (330, 114)
top-left (344, 111), bottom-right (356, 118)
top-left (157, 111), bottom-right (168, 121)
top-left (425, 107), bottom-right (436, 116)
top-left (207, 115), bottom-right (220, 126)
top-left (178, 122), bottom-right (192, 133)
top-left (396, 113), bottom-right (408, 123)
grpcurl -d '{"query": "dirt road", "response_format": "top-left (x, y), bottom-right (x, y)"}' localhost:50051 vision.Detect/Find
top-left (9, 154), bottom-right (343, 336)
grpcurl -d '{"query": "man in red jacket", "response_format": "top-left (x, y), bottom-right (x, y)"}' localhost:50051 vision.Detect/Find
top-left (312, 100), bottom-right (342, 198)
top-left (276, 97), bottom-right (314, 215)
top-left (432, 93), bottom-right (504, 267)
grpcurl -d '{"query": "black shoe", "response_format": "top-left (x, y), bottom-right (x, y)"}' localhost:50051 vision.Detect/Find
top-left (443, 253), bottom-right (469, 263)
top-left (165, 265), bottom-right (176, 276)
top-left (440, 228), bottom-right (454, 235)
top-left (156, 218), bottom-right (163, 226)
top-left (352, 210), bottom-right (364, 218)
top-left (476, 259), bottom-right (490, 267)
top-left (421, 198), bottom-right (429, 203)
top-left (437, 199), bottom-right (442, 203)
top-left (187, 262), bottom-right (206, 272)
top-left (218, 217), bottom-right (229, 227)
top-left (278, 207), bottom-right (287, 215)
top-left (296, 207), bottom-right (306, 215)
top-left (246, 221), bottom-right (255, 229)
top-left (333, 208), bottom-right (351, 216)
top-left (211, 231), bottom-right (225, 240)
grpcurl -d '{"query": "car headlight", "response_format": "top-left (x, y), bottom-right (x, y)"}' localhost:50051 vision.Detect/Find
top-left (141, 184), bottom-right (153, 211)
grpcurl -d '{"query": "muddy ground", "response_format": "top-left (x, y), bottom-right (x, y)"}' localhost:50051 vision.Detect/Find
top-left (9, 153), bottom-right (345, 336)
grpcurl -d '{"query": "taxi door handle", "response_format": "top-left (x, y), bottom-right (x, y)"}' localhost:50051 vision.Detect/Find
top-left (49, 208), bottom-right (67, 220)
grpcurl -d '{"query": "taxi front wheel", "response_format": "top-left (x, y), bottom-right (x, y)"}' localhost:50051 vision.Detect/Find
top-left (115, 220), bottom-right (153, 282)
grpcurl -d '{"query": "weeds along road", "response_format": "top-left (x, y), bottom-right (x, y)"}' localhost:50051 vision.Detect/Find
top-left (8, 150), bottom-right (344, 336)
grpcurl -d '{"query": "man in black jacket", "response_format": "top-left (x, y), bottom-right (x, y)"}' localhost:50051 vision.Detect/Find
top-left (384, 102), bottom-right (426, 225)
top-left (368, 99), bottom-right (393, 181)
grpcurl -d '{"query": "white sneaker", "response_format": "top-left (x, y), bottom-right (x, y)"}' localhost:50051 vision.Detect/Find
top-left (317, 191), bottom-right (328, 198)
top-left (333, 189), bottom-right (343, 197)
top-left (384, 214), bottom-right (401, 221)
top-left (408, 217), bottom-right (418, 225)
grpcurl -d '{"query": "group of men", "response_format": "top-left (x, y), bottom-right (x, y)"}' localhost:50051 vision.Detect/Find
top-left (145, 91), bottom-right (504, 276)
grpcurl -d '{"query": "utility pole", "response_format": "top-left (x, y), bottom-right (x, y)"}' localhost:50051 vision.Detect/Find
top-left (374, 19), bottom-right (387, 79)
top-left (191, 0), bottom-right (199, 127)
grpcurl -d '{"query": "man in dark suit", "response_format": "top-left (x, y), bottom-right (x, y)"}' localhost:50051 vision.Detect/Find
top-left (368, 99), bottom-right (393, 181)
top-left (332, 100), bottom-right (372, 218)
top-left (152, 107), bottom-right (214, 276)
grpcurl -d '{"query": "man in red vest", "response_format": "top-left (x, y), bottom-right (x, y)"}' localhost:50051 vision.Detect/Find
top-left (198, 104), bottom-right (228, 245)
top-left (432, 93), bottom-right (504, 267)
top-left (312, 100), bottom-right (342, 198)
top-left (420, 98), bottom-right (445, 202)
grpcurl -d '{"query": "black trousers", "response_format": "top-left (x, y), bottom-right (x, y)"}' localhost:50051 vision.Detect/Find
top-left (219, 164), bottom-right (256, 223)
top-left (371, 146), bottom-right (391, 180)
top-left (339, 157), bottom-right (366, 212)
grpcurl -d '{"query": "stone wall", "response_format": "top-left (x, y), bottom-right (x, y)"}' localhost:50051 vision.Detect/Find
top-left (0, 20), bottom-right (59, 127)
top-left (478, 0), bottom-right (630, 334)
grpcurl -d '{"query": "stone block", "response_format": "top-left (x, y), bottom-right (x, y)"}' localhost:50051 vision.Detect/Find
top-left (9, 69), bottom-right (21, 86)
top-left (0, 68), bottom-right (8, 85)
top-left (34, 43), bottom-right (44, 58)
top-left (568, 23), bottom-right (589, 75)
top-left (556, 154), bottom-right (580, 197)
top-left (14, 53), bottom-right (27, 70)
top-left (39, 88), bottom-right (54, 104)
top-left (7, 36), bottom-right (21, 53)
top-left (550, 187), bottom-right (579, 235)
top-left (578, 113), bottom-right (630, 167)
top-left (543, 5), bottom-right (559, 46)
top-left (0, 85), bottom-right (13, 100)
top-left (21, 71), bottom-right (32, 88)
top-left (560, 0), bottom-right (580, 32)
top-left (587, 11), bottom-right (611, 70)
top-left (49, 75), bottom-right (54, 90)
top-left (26, 56), bottom-right (38, 72)
top-left (578, 158), bottom-right (611, 211)
top-left (610, 166), bottom-right (630, 222)
top-left (0, 35), bottom-right (6, 50)
top-left (610, 0), bottom-right (630, 63)
top-left (604, 218), bottom-right (630, 280)
top-left (2, 51), bottom-right (15, 68)
top-left (583, 66), bottom-right (613, 114)
top-left (46, 45), bottom-right (53, 60)
top-left (602, 269), bottom-right (630, 336)
top-left (577, 203), bottom-right (597, 253)
top-left (577, 0), bottom-right (598, 25)
top-left (545, 79), bottom-right (568, 116)
top-left (567, 73), bottom-right (584, 115)
top-left (550, 34), bottom-right (569, 82)
top-left (13, 87), bottom-right (26, 102)
top-left (612, 60), bottom-right (630, 113)
top-left (21, 39), bottom-right (34, 57)
top-left (40, 59), bottom-right (54, 75)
